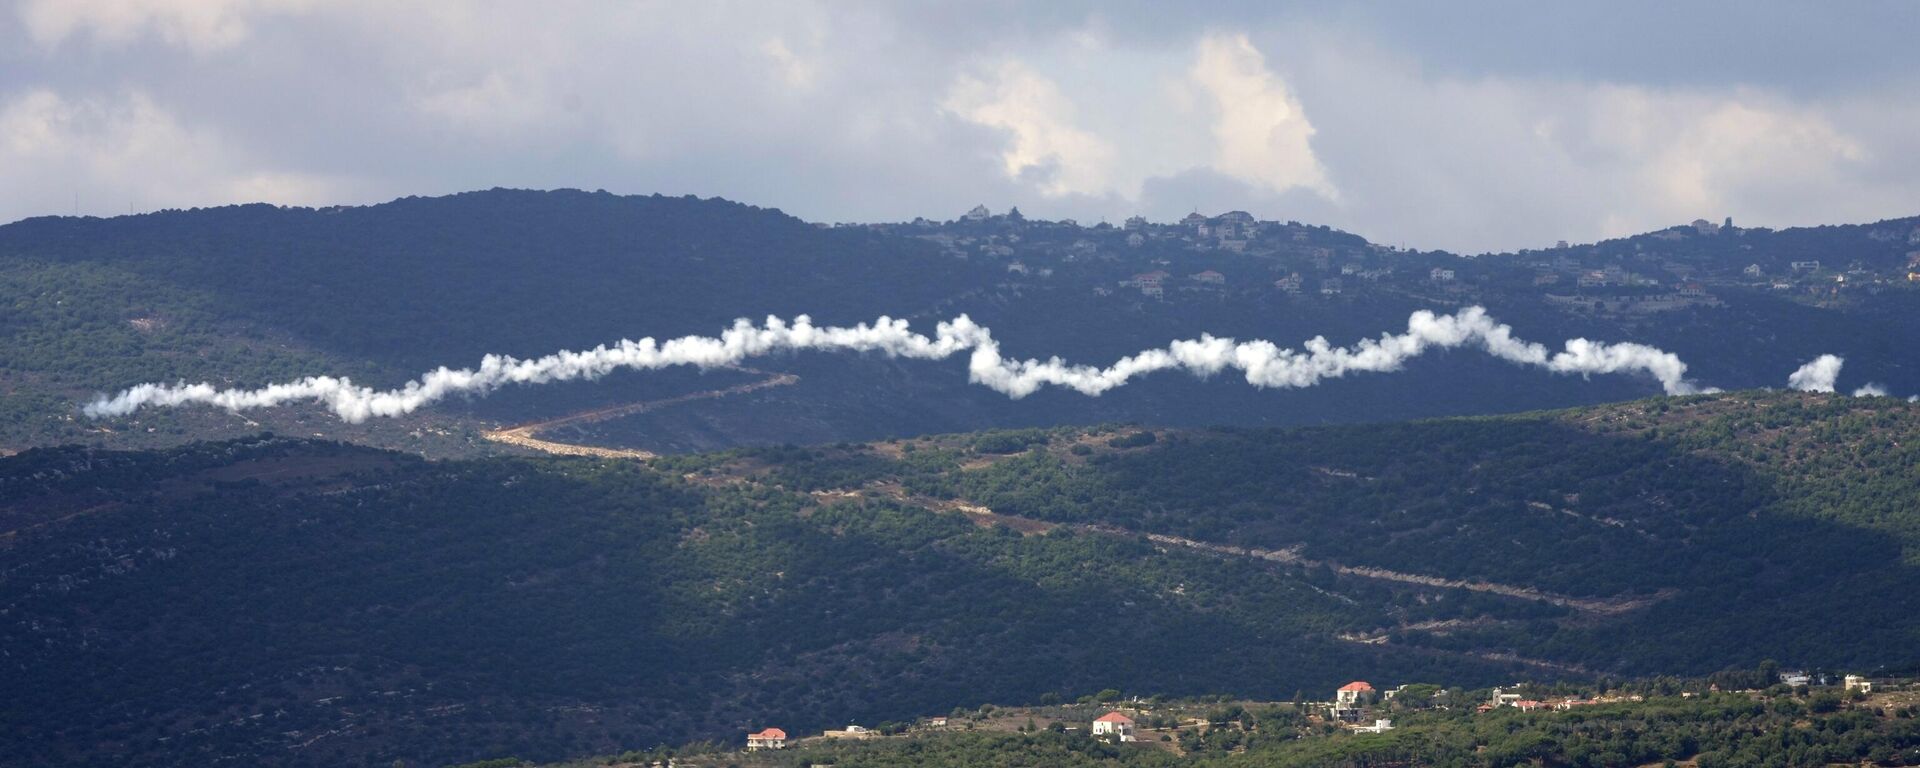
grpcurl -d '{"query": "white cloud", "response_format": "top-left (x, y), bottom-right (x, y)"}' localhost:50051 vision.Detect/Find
top-left (413, 71), bottom-right (555, 137)
top-left (1188, 33), bottom-right (1336, 201)
top-left (16, 0), bottom-right (312, 54)
top-left (1573, 87), bottom-right (1867, 222)
top-left (942, 60), bottom-right (1118, 198)
top-left (1246, 27), bottom-right (1915, 250)
top-left (0, 89), bottom-right (338, 215)
top-left (0, 5), bottom-right (1917, 249)
top-left (762, 37), bottom-right (820, 90)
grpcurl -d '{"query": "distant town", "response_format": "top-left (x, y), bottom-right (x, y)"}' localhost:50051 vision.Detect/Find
top-left (819, 206), bottom-right (1920, 319)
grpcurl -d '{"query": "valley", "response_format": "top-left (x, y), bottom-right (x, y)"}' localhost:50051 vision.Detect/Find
top-left (4, 391), bottom-right (1917, 766)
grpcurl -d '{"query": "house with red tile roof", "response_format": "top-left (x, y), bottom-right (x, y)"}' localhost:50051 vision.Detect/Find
top-left (1335, 681), bottom-right (1375, 707)
top-left (746, 727), bottom-right (787, 750)
top-left (1091, 711), bottom-right (1136, 742)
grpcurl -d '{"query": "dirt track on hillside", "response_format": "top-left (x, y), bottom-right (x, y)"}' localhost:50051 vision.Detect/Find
top-left (481, 367), bottom-right (798, 459)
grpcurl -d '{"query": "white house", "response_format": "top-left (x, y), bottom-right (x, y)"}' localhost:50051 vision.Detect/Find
top-left (746, 728), bottom-right (787, 750)
top-left (1845, 675), bottom-right (1874, 693)
top-left (1091, 712), bottom-right (1136, 742)
top-left (1353, 719), bottom-right (1394, 733)
top-left (823, 724), bottom-right (875, 740)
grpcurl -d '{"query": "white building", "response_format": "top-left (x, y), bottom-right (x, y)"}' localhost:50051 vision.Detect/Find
top-left (1091, 712), bottom-right (1136, 742)
top-left (746, 728), bottom-right (787, 750)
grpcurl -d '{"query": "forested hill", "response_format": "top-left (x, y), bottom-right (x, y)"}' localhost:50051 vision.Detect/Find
top-left (3, 391), bottom-right (1917, 767)
top-left (0, 188), bottom-right (981, 368)
top-left (3, 189), bottom-right (1917, 455)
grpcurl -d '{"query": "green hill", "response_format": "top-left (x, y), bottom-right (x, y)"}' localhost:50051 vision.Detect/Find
top-left (5, 190), bottom-right (1918, 455)
top-left (3, 391), bottom-right (1918, 766)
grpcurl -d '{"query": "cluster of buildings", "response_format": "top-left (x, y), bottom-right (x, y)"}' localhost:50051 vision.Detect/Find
top-left (886, 206), bottom-right (1920, 313)
top-left (742, 671), bottom-right (1898, 753)
top-left (1326, 681), bottom-right (1395, 734)
top-left (1775, 670), bottom-right (1877, 693)
top-left (745, 723), bottom-right (876, 751)
top-left (1475, 686), bottom-right (1638, 714)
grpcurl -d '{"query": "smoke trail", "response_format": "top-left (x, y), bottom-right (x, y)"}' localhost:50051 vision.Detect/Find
top-left (84, 306), bottom-right (1710, 423)
top-left (1787, 355), bottom-right (1844, 393)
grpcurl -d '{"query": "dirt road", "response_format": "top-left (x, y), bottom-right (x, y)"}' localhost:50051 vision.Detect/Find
top-left (481, 367), bottom-right (798, 459)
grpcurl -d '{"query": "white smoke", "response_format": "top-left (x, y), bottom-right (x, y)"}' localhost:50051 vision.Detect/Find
top-left (1784, 355), bottom-right (1911, 399)
top-left (84, 306), bottom-right (1712, 423)
top-left (1787, 354), bottom-right (1844, 393)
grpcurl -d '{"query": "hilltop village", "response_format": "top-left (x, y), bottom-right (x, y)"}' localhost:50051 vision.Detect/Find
top-left (732, 672), bottom-right (1897, 754)
top-left (834, 206), bottom-right (1920, 318)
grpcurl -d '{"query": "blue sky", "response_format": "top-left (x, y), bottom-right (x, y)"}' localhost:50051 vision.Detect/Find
top-left (2, 1), bottom-right (1917, 252)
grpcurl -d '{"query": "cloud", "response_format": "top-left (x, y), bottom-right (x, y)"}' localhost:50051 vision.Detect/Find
top-left (1188, 32), bottom-right (1335, 201)
top-left (942, 60), bottom-right (1118, 198)
top-left (762, 37), bottom-right (820, 90)
top-left (1574, 87), bottom-right (1867, 226)
top-left (0, 88), bottom-right (339, 215)
top-left (16, 0), bottom-right (312, 54)
top-left (413, 71), bottom-right (554, 137)
top-left (1, 4), bottom-right (1918, 250)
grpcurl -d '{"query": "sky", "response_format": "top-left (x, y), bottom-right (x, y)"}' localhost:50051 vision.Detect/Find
top-left (2, 1), bottom-right (1918, 253)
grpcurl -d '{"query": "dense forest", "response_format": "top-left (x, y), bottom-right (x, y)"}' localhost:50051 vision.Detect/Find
top-left (4, 391), bottom-right (1918, 766)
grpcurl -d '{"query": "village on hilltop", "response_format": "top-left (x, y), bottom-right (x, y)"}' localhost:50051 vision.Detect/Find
top-left (825, 206), bottom-right (1920, 319)
top-left (728, 669), bottom-right (1906, 757)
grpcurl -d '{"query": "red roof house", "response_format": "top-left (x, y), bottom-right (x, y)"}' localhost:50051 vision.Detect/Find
top-left (746, 727), bottom-right (788, 750)
top-left (1091, 711), bottom-right (1137, 741)
top-left (1336, 681), bottom-right (1376, 707)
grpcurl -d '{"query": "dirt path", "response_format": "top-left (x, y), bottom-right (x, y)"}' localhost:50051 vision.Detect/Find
top-left (1127, 530), bottom-right (1661, 615)
top-left (482, 367), bottom-right (798, 459)
top-left (0, 502), bottom-right (122, 546)
top-left (798, 474), bottom-right (1657, 617)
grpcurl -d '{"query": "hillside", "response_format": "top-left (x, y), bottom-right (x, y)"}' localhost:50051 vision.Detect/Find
top-left (3, 391), bottom-right (1918, 766)
top-left (4, 190), bottom-right (1919, 455)
top-left (544, 684), bottom-right (1920, 768)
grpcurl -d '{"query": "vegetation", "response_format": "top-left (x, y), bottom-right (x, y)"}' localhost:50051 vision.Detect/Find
top-left (4, 189), bottom-right (1917, 455)
top-left (5, 392), bottom-right (1920, 766)
top-left (549, 682), bottom-right (1920, 768)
